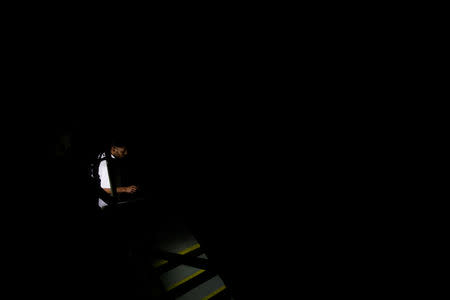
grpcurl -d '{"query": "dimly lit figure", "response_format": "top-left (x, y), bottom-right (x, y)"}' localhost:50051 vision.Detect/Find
top-left (91, 137), bottom-right (156, 299)
top-left (91, 137), bottom-right (140, 208)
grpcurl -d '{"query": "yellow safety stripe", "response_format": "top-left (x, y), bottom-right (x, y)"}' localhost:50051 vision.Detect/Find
top-left (202, 285), bottom-right (226, 300)
top-left (152, 243), bottom-right (201, 268)
top-left (166, 269), bottom-right (206, 291)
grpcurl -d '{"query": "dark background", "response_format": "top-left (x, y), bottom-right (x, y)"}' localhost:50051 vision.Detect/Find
top-left (3, 34), bottom-right (412, 297)
top-left (0, 6), bottom-right (431, 297)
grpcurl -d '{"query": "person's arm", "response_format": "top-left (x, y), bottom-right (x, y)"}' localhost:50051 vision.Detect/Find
top-left (102, 185), bottom-right (138, 195)
top-left (98, 160), bottom-right (139, 198)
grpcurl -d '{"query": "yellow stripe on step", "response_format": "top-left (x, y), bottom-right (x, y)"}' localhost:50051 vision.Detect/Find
top-left (178, 243), bottom-right (201, 255)
top-left (166, 269), bottom-right (206, 291)
top-left (152, 243), bottom-right (201, 268)
top-left (203, 285), bottom-right (226, 300)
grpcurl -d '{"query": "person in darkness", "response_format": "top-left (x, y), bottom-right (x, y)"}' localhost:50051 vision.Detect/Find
top-left (92, 136), bottom-right (156, 298)
top-left (94, 138), bottom-right (140, 209)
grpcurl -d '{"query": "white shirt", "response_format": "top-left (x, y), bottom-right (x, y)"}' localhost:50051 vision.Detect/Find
top-left (97, 152), bottom-right (116, 208)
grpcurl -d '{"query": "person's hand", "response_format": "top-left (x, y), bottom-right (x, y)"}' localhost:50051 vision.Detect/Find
top-left (126, 185), bottom-right (138, 194)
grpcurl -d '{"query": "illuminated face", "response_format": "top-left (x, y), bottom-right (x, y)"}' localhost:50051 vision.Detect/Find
top-left (111, 146), bottom-right (128, 159)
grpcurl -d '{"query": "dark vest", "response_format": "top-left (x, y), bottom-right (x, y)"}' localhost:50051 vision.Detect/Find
top-left (107, 157), bottom-right (133, 201)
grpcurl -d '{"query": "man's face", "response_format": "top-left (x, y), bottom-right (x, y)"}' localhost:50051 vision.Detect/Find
top-left (111, 146), bottom-right (128, 159)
